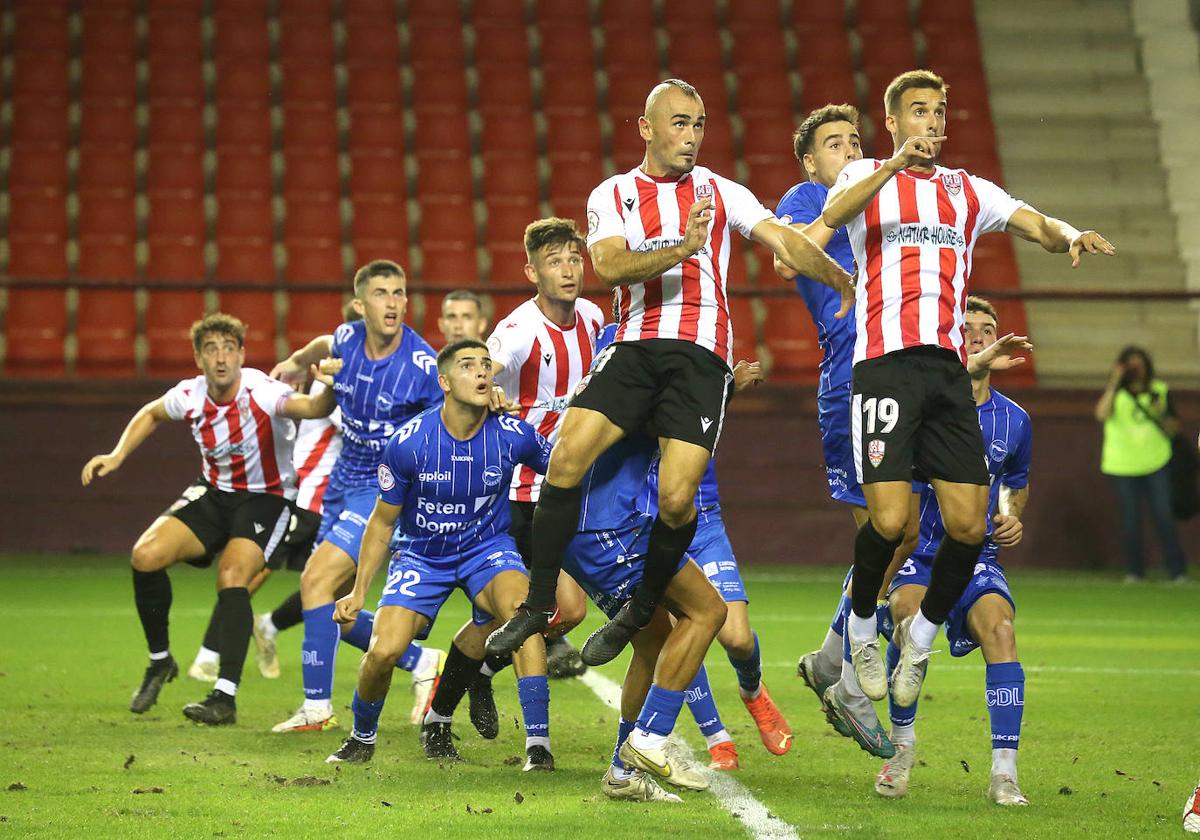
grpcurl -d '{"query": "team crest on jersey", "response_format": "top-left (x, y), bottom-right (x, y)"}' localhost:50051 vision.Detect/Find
top-left (376, 391), bottom-right (394, 413)
top-left (989, 440), bottom-right (1009, 463)
top-left (482, 466), bottom-right (503, 487)
top-left (237, 394), bottom-right (251, 420)
top-left (377, 464), bottom-right (396, 492)
top-left (868, 439), bottom-right (886, 468)
top-left (695, 182), bottom-right (714, 201)
top-left (587, 209), bottom-right (600, 236)
top-left (942, 173), bottom-right (962, 196)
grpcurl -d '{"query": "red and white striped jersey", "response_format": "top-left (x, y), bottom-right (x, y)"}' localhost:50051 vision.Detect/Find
top-left (833, 159), bottom-right (1024, 365)
top-left (292, 381), bottom-right (342, 514)
top-left (487, 297), bottom-right (605, 502)
top-left (585, 165), bottom-right (772, 368)
top-left (162, 367), bottom-right (298, 498)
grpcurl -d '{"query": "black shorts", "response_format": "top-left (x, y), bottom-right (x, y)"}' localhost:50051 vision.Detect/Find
top-left (164, 480), bottom-right (293, 569)
top-left (508, 499), bottom-right (536, 566)
top-left (570, 338), bottom-right (734, 453)
top-left (271, 507), bottom-right (321, 572)
top-left (851, 346), bottom-right (989, 487)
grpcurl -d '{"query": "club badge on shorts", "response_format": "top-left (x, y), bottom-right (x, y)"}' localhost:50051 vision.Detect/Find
top-left (868, 439), bottom-right (886, 468)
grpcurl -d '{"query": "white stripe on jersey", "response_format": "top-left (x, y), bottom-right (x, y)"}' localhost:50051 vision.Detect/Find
top-left (292, 382), bottom-right (341, 513)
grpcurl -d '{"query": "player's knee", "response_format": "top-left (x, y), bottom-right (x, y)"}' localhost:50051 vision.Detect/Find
top-left (299, 561), bottom-right (333, 604)
top-left (545, 438), bottom-right (588, 486)
top-left (721, 624), bottom-right (755, 659)
top-left (982, 616), bottom-right (1017, 660)
top-left (554, 600), bottom-right (586, 634)
top-left (131, 540), bottom-right (168, 572)
top-left (945, 517), bottom-right (986, 545)
top-left (871, 511), bottom-right (907, 543)
top-left (698, 593), bottom-right (728, 634)
top-left (656, 488), bottom-right (696, 527)
top-left (365, 637), bottom-right (405, 669)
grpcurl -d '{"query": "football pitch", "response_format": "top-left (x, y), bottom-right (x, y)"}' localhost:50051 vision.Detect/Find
top-left (1, 555), bottom-right (1192, 839)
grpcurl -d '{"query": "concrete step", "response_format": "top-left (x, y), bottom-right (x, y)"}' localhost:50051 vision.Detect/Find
top-left (975, 0), bottom-right (1133, 34)
top-left (989, 78), bottom-right (1151, 119)
top-left (983, 34), bottom-right (1139, 78)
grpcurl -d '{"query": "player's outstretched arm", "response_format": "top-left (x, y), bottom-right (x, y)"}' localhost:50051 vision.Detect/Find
top-left (1005, 207), bottom-right (1116, 267)
top-left (271, 334), bottom-right (334, 385)
top-left (772, 216), bottom-right (837, 281)
top-left (280, 361), bottom-right (340, 420)
top-left (334, 498), bottom-right (402, 624)
top-left (967, 333), bottom-right (1033, 375)
top-left (80, 398), bottom-right (171, 486)
top-left (752, 219), bottom-right (855, 317)
top-left (589, 198), bottom-right (713, 288)
top-left (822, 135), bottom-right (945, 229)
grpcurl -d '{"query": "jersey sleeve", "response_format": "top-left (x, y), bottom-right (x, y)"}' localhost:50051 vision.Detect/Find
top-left (586, 178), bottom-right (626, 247)
top-left (408, 337), bottom-right (446, 409)
top-left (377, 420), bottom-right (418, 506)
top-left (1001, 412), bottom-right (1032, 490)
top-left (485, 314), bottom-right (532, 390)
top-left (161, 379), bottom-right (193, 421)
top-left (714, 175), bottom-right (773, 238)
top-left (251, 375), bottom-right (295, 417)
top-left (330, 320), bottom-right (358, 360)
top-left (775, 183), bottom-right (824, 225)
top-left (968, 174), bottom-right (1026, 236)
top-left (829, 158), bottom-right (879, 194)
top-left (516, 420), bottom-right (552, 475)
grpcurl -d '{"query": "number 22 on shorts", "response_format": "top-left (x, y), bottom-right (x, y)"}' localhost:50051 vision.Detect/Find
top-left (383, 567), bottom-right (421, 597)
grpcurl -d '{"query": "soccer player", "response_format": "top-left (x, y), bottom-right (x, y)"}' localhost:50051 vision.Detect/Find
top-left (326, 339), bottom-right (556, 772)
top-left (80, 313), bottom-right (336, 723)
top-left (437, 289), bottom-right (489, 346)
top-left (872, 296), bottom-right (1032, 806)
top-left (487, 78), bottom-right (854, 669)
top-left (821, 69), bottom-right (1113, 709)
top-left (268, 260), bottom-right (447, 733)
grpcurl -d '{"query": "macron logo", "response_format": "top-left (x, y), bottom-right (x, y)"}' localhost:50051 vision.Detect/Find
top-left (253, 522), bottom-right (265, 535)
top-left (700, 417), bottom-right (713, 433)
top-left (413, 350), bottom-right (437, 375)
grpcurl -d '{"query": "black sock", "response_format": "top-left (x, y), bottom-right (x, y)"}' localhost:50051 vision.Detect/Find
top-left (132, 568), bottom-right (172, 655)
top-left (483, 652), bottom-right (512, 676)
top-left (431, 643), bottom-right (483, 718)
top-left (921, 536), bottom-right (982, 624)
top-left (850, 519), bottom-right (902, 618)
top-left (270, 589), bottom-right (303, 633)
top-left (201, 600), bottom-right (222, 652)
top-left (525, 483), bottom-right (583, 610)
top-left (629, 515), bottom-right (698, 625)
top-left (215, 587), bottom-right (252, 688)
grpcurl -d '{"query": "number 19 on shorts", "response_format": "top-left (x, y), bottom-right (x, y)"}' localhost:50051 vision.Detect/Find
top-left (853, 394), bottom-right (900, 477)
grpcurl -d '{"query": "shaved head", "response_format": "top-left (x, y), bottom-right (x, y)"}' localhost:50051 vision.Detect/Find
top-left (643, 78), bottom-right (701, 118)
top-left (638, 79), bottom-right (706, 177)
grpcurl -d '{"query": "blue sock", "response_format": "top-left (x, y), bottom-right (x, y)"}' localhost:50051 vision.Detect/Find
top-left (612, 718), bottom-right (636, 769)
top-left (887, 641), bottom-right (917, 727)
top-left (684, 665), bottom-right (725, 737)
top-left (301, 603), bottom-right (339, 702)
top-left (396, 642), bottom-right (424, 672)
top-left (351, 690), bottom-right (385, 743)
top-left (985, 662), bottom-right (1024, 750)
top-left (636, 684), bottom-right (685, 738)
top-left (341, 609), bottom-right (374, 651)
top-left (842, 620), bottom-right (852, 664)
top-left (517, 675), bottom-right (550, 745)
top-left (831, 594), bottom-right (850, 637)
top-left (727, 631), bottom-right (762, 695)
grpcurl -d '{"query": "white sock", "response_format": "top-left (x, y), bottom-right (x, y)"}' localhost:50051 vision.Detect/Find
top-left (213, 678), bottom-right (237, 697)
top-left (629, 727), bottom-right (668, 752)
top-left (525, 735), bottom-right (550, 751)
top-left (610, 763), bottom-right (634, 780)
top-left (149, 650), bottom-right (170, 661)
top-left (414, 647), bottom-right (439, 676)
top-left (847, 612), bottom-right (878, 644)
top-left (259, 613), bottom-right (278, 639)
top-left (818, 628), bottom-right (843, 679)
top-left (423, 709), bottom-right (452, 725)
top-left (839, 657), bottom-right (866, 700)
top-left (704, 728), bottom-right (732, 749)
top-left (891, 723), bottom-right (915, 746)
top-left (739, 683), bottom-right (762, 701)
top-left (480, 662), bottom-right (496, 678)
top-left (352, 728), bottom-right (377, 744)
top-left (909, 610), bottom-right (939, 651)
top-left (194, 646), bottom-right (219, 665)
top-left (304, 698), bottom-right (333, 714)
top-left (992, 748), bottom-right (1018, 781)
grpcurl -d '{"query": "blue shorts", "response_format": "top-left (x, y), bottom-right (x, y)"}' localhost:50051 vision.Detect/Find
top-left (564, 522), bottom-right (689, 620)
top-left (316, 481), bottom-right (378, 561)
top-left (377, 537), bottom-right (526, 640)
top-left (818, 385), bottom-right (866, 507)
top-left (887, 554), bottom-right (1015, 657)
top-left (689, 513), bottom-right (747, 603)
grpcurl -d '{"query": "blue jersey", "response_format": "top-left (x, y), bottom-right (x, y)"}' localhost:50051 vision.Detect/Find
top-left (775, 181), bottom-right (856, 394)
top-left (640, 458), bottom-right (722, 524)
top-left (912, 388), bottom-right (1032, 563)
top-left (330, 321), bottom-right (443, 488)
top-left (377, 407), bottom-right (552, 557)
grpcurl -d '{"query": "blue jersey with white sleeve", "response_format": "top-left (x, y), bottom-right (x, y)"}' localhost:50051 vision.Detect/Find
top-left (911, 389), bottom-right (1032, 564)
top-left (329, 321), bottom-right (443, 488)
top-left (775, 181), bottom-right (856, 394)
top-left (377, 407), bottom-right (552, 557)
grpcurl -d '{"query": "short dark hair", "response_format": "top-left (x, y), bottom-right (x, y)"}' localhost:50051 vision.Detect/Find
top-left (442, 289), bottom-right (483, 314)
top-left (190, 312), bottom-right (245, 351)
top-left (1117, 345), bottom-right (1156, 386)
top-left (436, 338), bottom-right (489, 373)
top-left (884, 69), bottom-right (948, 116)
top-left (352, 259), bottom-right (405, 298)
top-left (793, 103), bottom-right (861, 160)
top-left (965, 295), bottom-right (998, 324)
top-left (524, 217), bottom-right (585, 262)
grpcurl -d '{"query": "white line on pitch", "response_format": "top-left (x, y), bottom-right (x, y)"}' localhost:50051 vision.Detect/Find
top-left (579, 670), bottom-right (800, 840)
top-left (759, 661), bottom-right (1200, 677)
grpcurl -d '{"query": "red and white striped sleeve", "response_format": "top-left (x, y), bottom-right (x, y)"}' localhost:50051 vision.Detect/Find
top-left (161, 377), bottom-right (198, 421)
top-left (965, 174), bottom-right (1025, 236)
top-left (711, 174), bottom-right (773, 238)
top-left (585, 176), bottom-right (626, 247)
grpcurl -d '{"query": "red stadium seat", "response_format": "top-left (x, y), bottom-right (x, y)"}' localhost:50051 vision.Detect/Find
top-left (418, 199), bottom-right (475, 250)
top-left (80, 58), bottom-right (137, 104)
top-left (278, 13), bottom-right (334, 62)
top-left (148, 103), bottom-right (205, 147)
top-left (3, 288), bottom-right (68, 376)
top-left (145, 236), bottom-right (206, 283)
top-left (472, 22), bottom-right (530, 65)
top-left (214, 12), bottom-right (270, 60)
top-left (10, 98), bottom-right (69, 146)
top-left (793, 27), bottom-right (853, 74)
top-left (736, 75), bottom-right (795, 115)
top-left (15, 9), bottom-right (70, 51)
top-left (344, 14), bottom-right (400, 60)
top-left (411, 64), bottom-right (470, 115)
top-left (76, 236), bottom-right (137, 280)
top-left (799, 70), bottom-right (859, 113)
top-left (919, 0), bottom-right (977, 25)
top-left (663, 25), bottom-right (721, 68)
top-left (216, 151), bottom-right (273, 197)
top-left (147, 147), bottom-right (205, 194)
top-left (546, 153), bottom-right (600, 220)
top-left (7, 235), bottom-right (67, 280)
top-left (411, 112), bottom-right (471, 155)
top-left (8, 146), bottom-right (68, 192)
top-left (147, 193), bottom-right (205, 238)
top-left (147, 56), bottom-right (205, 102)
top-left (147, 10), bottom-right (203, 58)
top-left (728, 26), bottom-right (788, 76)
top-left (347, 105), bottom-right (405, 154)
top-left (283, 106), bottom-right (340, 152)
top-left (610, 123), bottom-right (649, 169)
top-left (420, 244), bottom-right (479, 285)
top-left (218, 290), bottom-right (278, 367)
top-left (745, 154), bottom-right (798, 209)
top-left (414, 152), bottom-right (473, 201)
top-left (75, 288), bottom-right (138, 377)
top-left (409, 22), bottom-right (466, 65)
top-left (414, 290), bottom-right (446, 341)
top-left (351, 195), bottom-right (408, 250)
top-left (922, 23), bottom-right (986, 70)
top-left (406, 0), bottom-right (462, 23)
top-left (762, 295), bottom-right (821, 382)
top-left (354, 237), bottom-right (409, 267)
top-left (348, 151), bottom-right (406, 198)
top-left (284, 150), bottom-right (342, 197)
top-left (855, 0), bottom-right (912, 26)
top-left (285, 290), bottom-right (346, 350)
top-left (11, 52), bottom-right (70, 100)
top-left (537, 21), bottom-right (595, 69)
top-left (727, 295), bottom-right (758, 366)
top-left (476, 62), bottom-right (535, 111)
top-left (483, 199), bottom-right (539, 249)
top-left (82, 10), bottom-right (137, 56)
top-left (534, 0), bottom-right (589, 24)
top-left (145, 289), bottom-right (207, 378)
top-left (216, 104), bottom-right (273, 151)
top-left (285, 198), bottom-right (342, 240)
top-left (80, 103), bottom-right (137, 145)
top-left (600, 28), bottom-right (659, 76)
top-left (540, 66), bottom-right (599, 110)
top-left (9, 190), bottom-right (68, 239)
top-left (606, 74), bottom-right (656, 126)
top-left (724, 240), bottom-right (752, 289)
top-left (598, 0), bottom-right (654, 29)
top-left (215, 239), bottom-right (277, 285)
top-left (346, 63), bottom-right (403, 108)
top-left (740, 112), bottom-right (800, 159)
top-left (215, 60), bottom-right (273, 103)
top-left (78, 192), bottom-right (137, 239)
top-left (543, 107), bottom-right (603, 159)
top-left (216, 195), bottom-right (274, 241)
top-left (482, 154), bottom-right (541, 206)
top-left (284, 240), bottom-right (344, 286)
top-left (479, 112), bottom-right (539, 158)
top-left (281, 60), bottom-right (337, 106)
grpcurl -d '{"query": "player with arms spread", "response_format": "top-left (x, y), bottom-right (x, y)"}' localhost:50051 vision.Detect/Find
top-left (326, 339), bottom-right (556, 772)
top-left (488, 79), bottom-right (854, 680)
top-left (81, 313), bottom-right (335, 723)
top-left (821, 69), bottom-right (1114, 711)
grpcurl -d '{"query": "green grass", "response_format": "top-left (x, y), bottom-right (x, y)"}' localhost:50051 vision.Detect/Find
top-left (0, 555), bottom-right (1193, 839)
